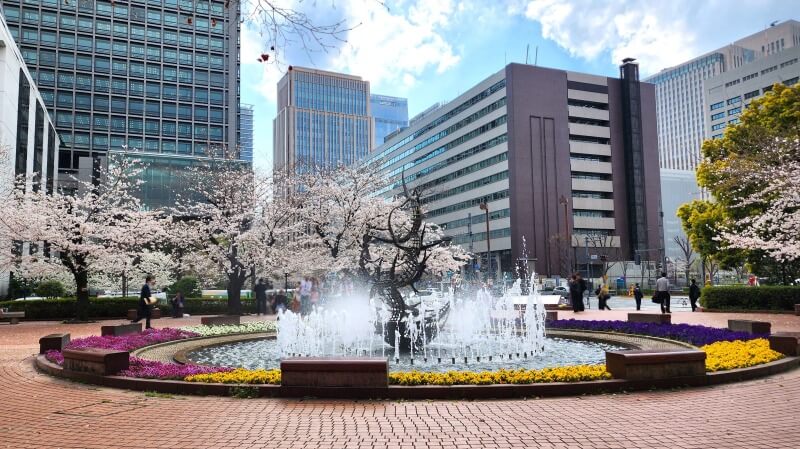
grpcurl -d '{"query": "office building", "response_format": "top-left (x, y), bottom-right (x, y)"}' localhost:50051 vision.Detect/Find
top-left (660, 169), bottom-right (704, 261)
top-left (273, 66), bottom-right (372, 171)
top-left (704, 46), bottom-right (799, 139)
top-left (0, 12), bottom-right (60, 295)
top-left (646, 20), bottom-right (800, 171)
top-left (0, 0), bottom-right (241, 192)
top-left (370, 94), bottom-right (408, 147)
top-left (372, 62), bottom-right (662, 278)
top-left (239, 103), bottom-right (254, 162)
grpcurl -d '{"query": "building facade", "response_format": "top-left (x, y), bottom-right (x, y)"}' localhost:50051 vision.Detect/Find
top-left (0, 0), bottom-right (241, 190)
top-left (370, 94), bottom-right (408, 147)
top-left (239, 103), bottom-right (253, 162)
top-left (660, 169), bottom-right (704, 261)
top-left (646, 20), bottom-right (800, 171)
top-left (704, 46), bottom-right (799, 139)
top-left (273, 66), bottom-right (372, 171)
top-left (372, 63), bottom-right (662, 279)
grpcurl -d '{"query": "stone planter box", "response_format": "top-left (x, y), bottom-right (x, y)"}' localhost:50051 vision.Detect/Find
top-left (728, 319), bottom-right (771, 335)
top-left (126, 308), bottom-right (162, 320)
top-left (281, 357), bottom-right (388, 388)
top-left (545, 311), bottom-right (558, 321)
top-left (0, 310), bottom-right (24, 324)
top-left (62, 348), bottom-right (129, 375)
top-left (795, 304), bottom-right (800, 316)
top-left (627, 313), bottom-right (671, 324)
top-left (39, 333), bottom-right (70, 354)
top-left (768, 333), bottom-right (800, 356)
top-left (201, 315), bottom-right (240, 326)
top-left (606, 349), bottom-right (706, 381)
top-left (101, 323), bottom-right (142, 337)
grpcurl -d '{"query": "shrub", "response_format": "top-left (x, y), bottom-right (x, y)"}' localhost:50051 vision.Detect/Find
top-left (35, 280), bottom-right (68, 299)
top-left (700, 286), bottom-right (800, 311)
top-left (0, 297), bottom-right (257, 319)
top-left (168, 277), bottom-right (202, 298)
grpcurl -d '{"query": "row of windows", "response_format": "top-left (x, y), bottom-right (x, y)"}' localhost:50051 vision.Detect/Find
top-left (711, 122), bottom-right (726, 131)
top-left (54, 113), bottom-right (224, 139)
top-left (440, 208), bottom-right (511, 231)
top-left (571, 172), bottom-right (611, 181)
top-left (710, 112), bottom-right (725, 121)
top-left (570, 155), bottom-right (610, 163)
top-left (724, 79), bottom-right (740, 88)
top-left (58, 135), bottom-right (217, 155)
top-left (727, 96), bottom-right (741, 105)
top-left (426, 189), bottom-right (509, 219)
top-left (422, 170), bottom-right (509, 206)
top-left (567, 99), bottom-right (608, 110)
top-left (572, 229), bottom-right (612, 237)
top-left (710, 101), bottom-right (725, 110)
top-left (744, 90), bottom-right (760, 100)
top-left (743, 72), bottom-right (758, 82)
top-left (373, 79), bottom-right (507, 161)
top-left (761, 65), bottom-right (778, 75)
top-left (568, 117), bottom-right (609, 127)
top-left (780, 58), bottom-right (798, 69)
top-left (451, 227), bottom-right (511, 245)
top-left (569, 134), bottom-right (610, 145)
top-left (573, 210), bottom-right (613, 218)
top-left (416, 152), bottom-right (508, 195)
top-left (728, 107), bottom-right (741, 116)
top-left (40, 77), bottom-right (225, 103)
top-left (43, 93), bottom-right (225, 121)
top-left (572, 191), bottom-right (612, 199)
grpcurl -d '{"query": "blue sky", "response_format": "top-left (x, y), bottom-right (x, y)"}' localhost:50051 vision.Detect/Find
top-left (239, 0), bottom-right (798, 171)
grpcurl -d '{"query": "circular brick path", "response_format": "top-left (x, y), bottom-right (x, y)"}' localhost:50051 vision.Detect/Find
top-left (2, 311), bottom-right (799, 448)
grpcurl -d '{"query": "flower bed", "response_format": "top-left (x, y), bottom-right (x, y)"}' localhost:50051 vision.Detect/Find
top-left (185, 368), bottom-right (281, 384)
top-left (549, 319), bottom-right (764, 346)
top-left (121, 357), bottom-right (231, 379)
top-left (701, 338), bottom-right (784, 372)
top-left (388, 365), bottom-right (611, 386)
top-left (180, 321), bottom-right (277, 337)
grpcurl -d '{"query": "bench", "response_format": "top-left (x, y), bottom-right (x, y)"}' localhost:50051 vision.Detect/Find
top-left (39, 333), bottom-right (71, 354)
top-left (768, 332), bottom-right (800, 356)
top-left (728, 319), bottom-right (771, 335)
top-left (0, 310), bottom-right (25, 324)
top-left (627, 313), bottom-right (671, 325)
top-left (100, 323), bottom-right (142, 337)
top-left (200, 315), bottom-right (240, 326)
top-left (795, 304), bottom-right (800, 316)
top-left (62, 348), bottom-right (129, 375)
top-left (605, 349), bottom-right (706, 380)
top-left (281, 357), bottom-right (388, 388)
top-left (126, 308), bottom-right (162, 320)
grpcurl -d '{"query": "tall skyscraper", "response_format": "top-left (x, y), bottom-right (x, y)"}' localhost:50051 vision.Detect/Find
top-left (239, 103), bottom-right (254, 162)
top-left (645, 20), bottom-right (800, 171)
top-left (273, 66), bottom-right (372, 171)
top-left (0, 0), bottom-right (240, 192)
top-left (370, 94), bottom-right (408, 147)
top-left (372, 62), bottom-right (662, 278)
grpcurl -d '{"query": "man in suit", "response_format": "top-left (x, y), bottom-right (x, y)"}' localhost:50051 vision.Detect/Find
top-left (132, 275), bottom-right (155, 329)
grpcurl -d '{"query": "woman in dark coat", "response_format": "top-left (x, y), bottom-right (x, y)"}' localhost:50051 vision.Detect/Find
top-left (568, 273), bottom-right (585, 312)
top-left (688, 279), bottom-right (701, 312)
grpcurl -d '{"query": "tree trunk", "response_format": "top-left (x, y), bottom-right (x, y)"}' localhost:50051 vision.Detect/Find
top-left (74, 269), bottom-right (90, 322)
top-left (227, 272), bottom-right (245, 315)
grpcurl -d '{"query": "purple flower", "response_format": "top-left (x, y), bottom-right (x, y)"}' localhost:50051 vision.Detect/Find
top-left (549, 319), bottom-right (764, 346)
top-left (45, 349), bottom-right (64, 365)
top-left (120, 357), bottom-right (232, 379)
top-left (65, 327), bottom-right (199, 352)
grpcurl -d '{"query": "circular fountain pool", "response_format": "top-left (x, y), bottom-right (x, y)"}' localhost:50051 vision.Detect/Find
top-left (184, 337), bottom-right (624, 372)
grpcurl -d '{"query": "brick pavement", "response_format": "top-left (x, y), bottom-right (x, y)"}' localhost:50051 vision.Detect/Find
top-left (0, 312), bottom-right (798, 448)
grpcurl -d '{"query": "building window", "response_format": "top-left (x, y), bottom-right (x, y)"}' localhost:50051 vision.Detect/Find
top-left (711, 112), bottom-right (725, 121)
top-left (15, 70), bottom-right (30, 178)
top-left (94, 77), bottom-right (110, 92)
top-left (194, 106), bottom-right (208, 120)
top-left (728, 107), bottom-right (741, 116)
top-left (146, 102), bottom-right (160, 117)
top-left (726, 96), bottom-right (741, 105)
top-left (163, 67), bottom-right (178, 82)
top-left (95, 58), bottom-right (111, 73)
top-left (39, 71), bottom-right (56, 87)
top-left (179, 87), bottom-right (193, 102)
top-left (128, 118), bottom-right (144, 133)
top-left (178, 122), bottom-right (192, 137)
top-left (146, 84), bottom-right (161, 98)
top-left (194, 89), bottom-right (208, 103)
top-left (145, 119), bottom-right (160, 135)
top-left (146, 65), bottom-right (161, 80)
top-left (75, 93), bottom-right (92, 110)
top-left (130, 81), bottom-right (144, 96)
top-left (178, 105), bottom-right (192, 120)
top-left (179, 34), bottom-right (193, 47)
top-left (711, 122), bottom-right (726, 131)
top-left (93, 115), bottom-right (110, 130)
top-left (111, 116), bottom-right (126, 132)
top-left (163, 122), bottom-right (177, 136)
top-left (113, 23), bottom-right (128, 38)
top-left (744, 90), bottom-right (759, 100)
top-left (163, 85), bottom-right (178, 100)
top-left (58, 73), bottom-right (75, 89)
top-left (112, 98), bottom-right (127, 114)
top-left (710, 101), bottom-right (724, 110)
top-left (75, 113), bottom-right (91, 129)
top-left (163, 103), bottom-right (177, 118)
top-left (784, 77), bottom-right (799, 86)
top-left (129, 99), bottom-right (144, 115)
top-left (112, 78), bottom-right (127, 94)
top-left (130, 63), bottom-right (145, 78)
top-left (131, 25), bottom-right (145, 40)
top-left (94, 96), bottom-right (110, 112)
top-left (728, 118), bottom-right (740, 125)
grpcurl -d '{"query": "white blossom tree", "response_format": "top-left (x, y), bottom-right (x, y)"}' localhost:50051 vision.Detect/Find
top-left (0, 154), bottom-right (168, 321)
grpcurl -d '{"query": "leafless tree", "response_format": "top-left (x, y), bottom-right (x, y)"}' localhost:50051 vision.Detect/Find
top-left (673, 235), bottom-right (696, 286)
top-left (586, 234), bottom-right (622, 282)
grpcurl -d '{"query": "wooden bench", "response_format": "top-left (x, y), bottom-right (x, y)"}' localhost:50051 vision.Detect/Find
top-left (39, 333), bottom-right (71, 354)
top-left (0, 310), bottom-right (25, 324)
top-left (100, 323), bottom-right (142, 336)
top-left (62, 348), bottom-right (129, 375)
top-left (728, 319), bottom-right (771, 335)
top-left (606, 349), bottom-right (706, 380)
top-left (281, 357), bottom-right (388, 388)
top-left (627, 313), bottom-right (671, 325)
top-left (768, 332), bottom-right (800, 356)
top-left (200, 315), bottom-right (240, 326)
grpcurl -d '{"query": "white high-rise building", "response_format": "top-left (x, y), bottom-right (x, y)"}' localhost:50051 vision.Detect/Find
top-left (646, 20), bottom-right (800, 171)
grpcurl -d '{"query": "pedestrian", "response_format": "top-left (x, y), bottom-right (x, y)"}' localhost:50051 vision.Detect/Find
top-left (633, 283), bottom-right (643, 311)
top-left (132, 275), bottom-right (156, 329)
top-left (310, 278), bottom-right (320, 311)
top-left (254, 278), bottom-right (268, 315)
top-left (299, 277), bottom-right (312, 315)
top-left (273, 289), bottom-right (288, 314)
top-left (568, 273), bottom-right (585, 312)
top-left (292, 281), bottom-right (303, 313)
top-left (688, 278), bottom-right (701, 312)
top-left (597, 284), bottom-right (611, 310)
top-left (656, 272), bottom-right (671, 314)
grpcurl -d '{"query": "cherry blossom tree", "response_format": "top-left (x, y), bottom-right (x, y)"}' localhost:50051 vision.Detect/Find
top-left (0, 154), bottom-right (168, 321)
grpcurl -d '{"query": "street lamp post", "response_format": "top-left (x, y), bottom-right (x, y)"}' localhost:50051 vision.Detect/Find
top-left (479, 202), bottom-right (492, 280)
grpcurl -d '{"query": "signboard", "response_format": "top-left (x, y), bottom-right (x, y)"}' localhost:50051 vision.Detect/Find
top-left (590, 254), bottom-right (599, 260)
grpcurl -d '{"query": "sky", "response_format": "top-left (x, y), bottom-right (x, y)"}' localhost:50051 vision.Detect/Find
top-left (238, 0), bottom-right (799, 171)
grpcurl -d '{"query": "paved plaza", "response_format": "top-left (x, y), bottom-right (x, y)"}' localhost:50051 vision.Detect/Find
top-left (1, 311), bottom-right (799, 449)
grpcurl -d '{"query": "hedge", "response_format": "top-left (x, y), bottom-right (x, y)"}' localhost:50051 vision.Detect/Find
top-left (700, 286), bottom-right (800, 311)
top-left (0, 297), bottom-right (257, 320)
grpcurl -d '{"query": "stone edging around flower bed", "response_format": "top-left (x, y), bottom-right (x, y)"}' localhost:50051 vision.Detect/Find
top-left (129, 332), bottom-right (274, 364)
top-left (34, 352), bottom-right (799, 400)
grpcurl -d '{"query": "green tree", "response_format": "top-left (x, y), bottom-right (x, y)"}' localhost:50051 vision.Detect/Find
top-left (167, 276), bottom-right (202, 298)
top-left (35, 280), bottom-right (67, 299)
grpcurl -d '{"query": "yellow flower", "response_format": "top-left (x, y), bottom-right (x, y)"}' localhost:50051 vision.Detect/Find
top-left (387, 365), bottom-right (611, 386)
top-left (185, 368), bottom-right (281, 384)
top-left (701, 338), bottom-right (783, 372)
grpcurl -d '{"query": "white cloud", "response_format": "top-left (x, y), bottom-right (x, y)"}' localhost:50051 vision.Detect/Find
top-left (520, 0), bottom-right (701, 75)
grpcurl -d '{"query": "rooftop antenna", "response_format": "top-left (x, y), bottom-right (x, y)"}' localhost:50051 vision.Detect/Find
top-left (534, 46), bottom-right (539, 66)
top-left (525, 44), bottom-right (530, 64)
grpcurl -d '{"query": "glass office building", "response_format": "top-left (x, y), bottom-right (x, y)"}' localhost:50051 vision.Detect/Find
top-left (370, 94), bottom-right (408, 147)
top-left (0, 0), bottom-right (241, 187)
top-left (273, 67), bottom-right (372, 171)
top-left (239, 103), bottom-right (254, 162)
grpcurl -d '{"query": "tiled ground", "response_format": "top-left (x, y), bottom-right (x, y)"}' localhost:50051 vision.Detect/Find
top-left (1, 310), bottom-right (798, 448)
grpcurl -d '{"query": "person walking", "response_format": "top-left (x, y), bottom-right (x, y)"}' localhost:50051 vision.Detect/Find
top-left (568, 274), bottom-right (585, 312)
top-left (170, 291), bottom-right (185, 318)
top-left (688, 278), bottom-right (701, 312)
top-left (633, 283), bottom-right (643, 311)
top-left (273, 289), bottom-right (288, 314)
top-left (254, 278), bottom-right (268, 315)
top-left (656, 272), bottom-right (671, 314)
top-left (597, 284), bottom-right (611, 310)
top-left (299, 277), bottom-right (312, 315)
top-left (132, 275), bottom-right (155, 329)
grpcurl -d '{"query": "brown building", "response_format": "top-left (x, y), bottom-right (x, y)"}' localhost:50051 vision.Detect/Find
top-left (373, 61), bottom-right (662, 279)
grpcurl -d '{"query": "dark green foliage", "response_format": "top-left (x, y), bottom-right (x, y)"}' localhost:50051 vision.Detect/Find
top-left (0, 297), bottom-right (257, 319)
top-left (167, 277), bottom-right (202, 298)
top-left (700, 286), bottom-right (800, 311)
top-left (35, 280), bottom-right (68, 299)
